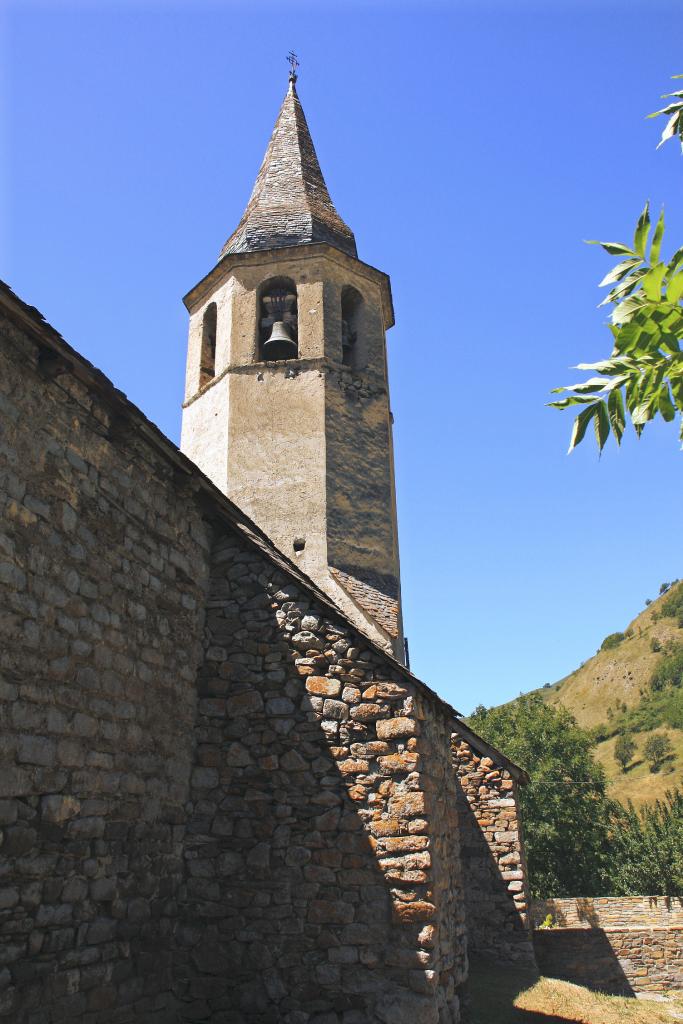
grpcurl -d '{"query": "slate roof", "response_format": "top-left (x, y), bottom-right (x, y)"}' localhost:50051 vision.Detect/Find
top-left (220, 79), bottom-right (357, 261)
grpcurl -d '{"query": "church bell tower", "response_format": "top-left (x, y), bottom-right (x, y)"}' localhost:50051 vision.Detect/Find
top-left (180, 67), bottom-right (404, 659)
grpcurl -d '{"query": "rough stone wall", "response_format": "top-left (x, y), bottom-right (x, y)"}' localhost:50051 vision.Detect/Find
top-left (532, 897), bottom-right (683, 994)
top-left (174, 530), bottom-right (467, 1023)
top-left (451, 736), bottom-right (535, 967)
top-left (1, 291), bottom-right (474, 1023)
top-left (533, 926), bottom-right (683, 994)
top-left (532, 896), bottom-right (683, 930)
top-left (0, 310), bottom-right (211, 1021)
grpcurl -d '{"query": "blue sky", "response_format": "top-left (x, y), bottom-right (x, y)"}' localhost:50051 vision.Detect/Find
top-left (4, 0), bottom-right (682, 714)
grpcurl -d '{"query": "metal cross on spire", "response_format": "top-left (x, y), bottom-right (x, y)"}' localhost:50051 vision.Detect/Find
top-left (287, 51), bottom-right (299, 84)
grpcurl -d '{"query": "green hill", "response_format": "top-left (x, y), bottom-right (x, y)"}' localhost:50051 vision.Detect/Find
top-left (532, 581), bottom-right (683, 808)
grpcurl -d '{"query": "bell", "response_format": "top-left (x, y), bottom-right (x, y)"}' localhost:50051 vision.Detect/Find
top-left (262, 320), bottom-right (298, 361)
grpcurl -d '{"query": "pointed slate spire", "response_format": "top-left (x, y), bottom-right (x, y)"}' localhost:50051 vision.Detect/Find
top-left (220, 77), bottom-right (357, 260)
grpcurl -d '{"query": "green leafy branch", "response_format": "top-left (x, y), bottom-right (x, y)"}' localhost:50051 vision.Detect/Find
top-left (648, 73), bottom-right (683, 151)
top-left (549, 203), bottom-right (683, 452)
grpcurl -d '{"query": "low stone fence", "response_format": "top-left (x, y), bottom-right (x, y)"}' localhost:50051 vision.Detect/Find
top-left (532, 897), bottom-right (683, 994)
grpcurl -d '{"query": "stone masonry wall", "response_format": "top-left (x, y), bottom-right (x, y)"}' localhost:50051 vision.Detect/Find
top-left (174, 530), bottom-right (468, 1023)
top-left (533, 926), bottom-right (683, 995)
top-left (0, 309), bottom-right (212, 1021)
top-left (532, 897), bottom-right (683, 994)
top-left (1, 291), bottom-right (475, 1023)
top-left (451, 737), bottom-right (535, 967)
top-left (532, 896), bottom-right (683, 930)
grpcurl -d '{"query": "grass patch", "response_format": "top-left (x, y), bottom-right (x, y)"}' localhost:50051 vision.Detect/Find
top-left (468, 959), bottom-right (683, 1023)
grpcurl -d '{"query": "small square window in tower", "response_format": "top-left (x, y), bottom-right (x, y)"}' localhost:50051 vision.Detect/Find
top-left (259, 278), bottom-right (298, 361)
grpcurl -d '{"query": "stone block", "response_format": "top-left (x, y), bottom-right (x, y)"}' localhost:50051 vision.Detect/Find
top-left (392, 900), bottom-right (436, 924)
top-left (16, 735), bottom-right (56, 766)
top-left (41, 794), bottom-right (81, 823)
top-left (308, 900), bottom-right (355, 925)
top-left (306, 677), bottom-right (342, 697)
top-left (323, 699), bottom-right (349, 721)
top-left (376, 717), bottom-right (418, 740)
top-left (349, 703), bottom-right (383, 722)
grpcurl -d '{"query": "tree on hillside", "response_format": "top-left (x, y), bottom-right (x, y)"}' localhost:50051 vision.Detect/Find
top-left (643, 732), bottom-right (674, 772)
top-left (660, 581), bottom-right (683, 622)
top-left (468, 695), bottom-right (612, 898)
top-left (550, 74), bottom-right (683, 452)
top-left (609, 790), bottom-right (683, 895)
top-left (614, 732), bottom-right (636, 772)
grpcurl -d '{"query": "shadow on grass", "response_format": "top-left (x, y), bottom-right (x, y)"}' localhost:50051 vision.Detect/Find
top-left (467, 958), bottom-right (576, 1023)
top-left (651, 755), bottom-right (677, 773)
top-left (533, 929), bottom-right (634, 997)
top-left (466, 955), bottom-right (651, 1024)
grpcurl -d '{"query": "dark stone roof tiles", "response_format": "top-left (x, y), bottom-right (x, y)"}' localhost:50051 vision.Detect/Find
top-left (329, 566), bottom-right (400, 639)
top-left (220, 80), bottom-right (357, 260)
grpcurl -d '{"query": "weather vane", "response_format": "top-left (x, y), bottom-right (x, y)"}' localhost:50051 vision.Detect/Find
top-left (287, 51), bottom-right (299, 84)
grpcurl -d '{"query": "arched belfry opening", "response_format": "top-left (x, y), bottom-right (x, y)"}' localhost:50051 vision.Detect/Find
top-left (259, 277), bottom-right (298, 361)
top-left (200, 302), bottom-right (217, 386)
top-left (341, 285), bottom-right (363, 368)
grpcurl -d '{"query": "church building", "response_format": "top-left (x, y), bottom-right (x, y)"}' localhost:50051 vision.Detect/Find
top-left (0, 69), bottom-right (534, 1024)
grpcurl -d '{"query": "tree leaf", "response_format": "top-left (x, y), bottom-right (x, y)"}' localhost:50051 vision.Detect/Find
top-left (568, 404), bottom-right (599, 453)
top-left (594, 401), bottom-right (610, 451)
top-left (598, 257), bottom-right (642, 288)
top-left (659, 334), bottom-right (682, 356)
top-left (666, 272), bottom-right (683, 304)
top-left (565, 377), bottom-right (613, 394)
top-left (607, 388), bottom-right (625, 445)
top-left (641, 264), bottom-right (667, 301)
top-left (600, 268), bottom-right (648, 306)
top-left (548, 396), bottom-right (603, 409)
top-left (612, 294), bottom-right (647, 325)
top-left (668, 246), bottom-right (683, 277)
top-left (575, 358), bottom-right (637, 373)
top-left (586, 240), bottom-right (637, 257)
top-left (647, 103), bottom-right (683, 119)
top-left (658, 385), bottom-right (677, 422)
top-left (650, 208), bottom-right (665, 263)
top-left (633, 202), bottom-right (651, 258)
top-left (632, 400), bottom-right (656, 426)
top-left (657, 111), bottom-right (682, 149)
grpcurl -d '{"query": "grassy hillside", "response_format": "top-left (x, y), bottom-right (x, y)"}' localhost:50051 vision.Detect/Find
top-left (531, 582), bottom-right (683, 808)
top-left (594, 727), bottom-right (683, 809)
top-left (544, 588), bottom-right (683, 730)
